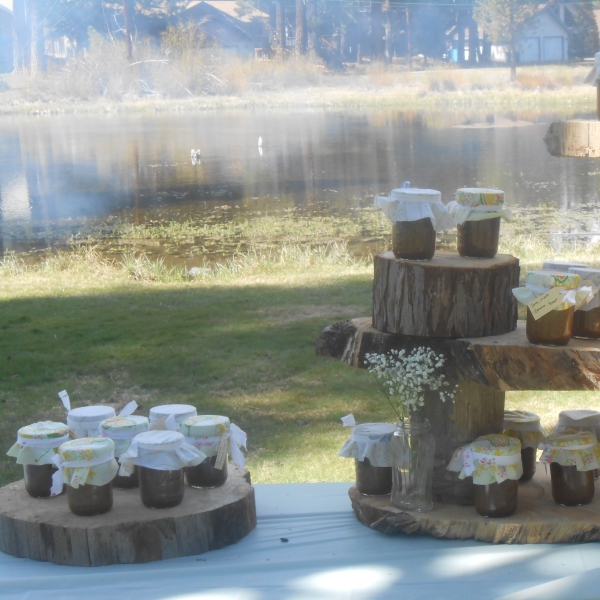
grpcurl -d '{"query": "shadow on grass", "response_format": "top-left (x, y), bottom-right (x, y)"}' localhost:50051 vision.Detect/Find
top-left (0, 275), bottom-right (388, 485)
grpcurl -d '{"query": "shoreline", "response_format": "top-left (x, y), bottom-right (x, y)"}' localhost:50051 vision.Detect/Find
top-left (0, 81), bottom-right (594, 117)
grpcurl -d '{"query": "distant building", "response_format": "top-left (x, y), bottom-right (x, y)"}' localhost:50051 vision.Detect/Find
top-left (490, 6), bottom-right (569, 63)
top-left (185, 1), bottom-right (269, 56)
top-left (0, 0), bottom-right (13, 73)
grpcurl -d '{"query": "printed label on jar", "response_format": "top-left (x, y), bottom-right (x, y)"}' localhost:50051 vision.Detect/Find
top-left (214, 435), bottom-right (228, 470)
top-left (529, 287), bottom-right (564, 320)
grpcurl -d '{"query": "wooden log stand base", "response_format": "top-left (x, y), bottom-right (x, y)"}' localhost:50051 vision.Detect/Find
top-left (0, 466), bottom-right (256, 566)
top-left (350, 469), bottom-right (600, 544)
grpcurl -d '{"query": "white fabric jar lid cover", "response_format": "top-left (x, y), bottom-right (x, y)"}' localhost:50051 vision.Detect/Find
top-left (503, 410), bottom-right (541, 430)
top-left (180, 415), bottom-right (230, 438)
top-left (390, 188), bottom-right (441, 202)
top-left (58, 436), bottom-right (115, 460)
top-left (18, 421), bottom-right (69, 439)
top-left (568, 267), bottom-right (600, 286)
top-left (351, 423), bottom-right (396, 442)
top-left (132, 430), bottom-right (186, 449)
top-left (558, 410), bottom-right (600, 426)
top-left (149, 404), bottom-right (197, 422)
top-left (543, 261), bottom-right (589, 272)
top-left (68, 406), bottom-right (116, 424)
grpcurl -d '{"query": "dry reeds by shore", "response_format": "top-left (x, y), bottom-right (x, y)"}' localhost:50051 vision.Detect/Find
top-left (0, 31), bottom-right (594, 115)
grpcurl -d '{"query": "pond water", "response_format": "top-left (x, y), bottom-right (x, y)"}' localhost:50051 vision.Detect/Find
top-left (1, 107), bottom-right (599, 262)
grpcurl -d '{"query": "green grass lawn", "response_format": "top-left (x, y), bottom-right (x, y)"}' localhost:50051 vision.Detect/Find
top-left (2, 240), bottom-right (600, 487)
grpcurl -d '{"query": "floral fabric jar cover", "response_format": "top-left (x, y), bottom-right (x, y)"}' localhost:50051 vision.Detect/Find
top-left (446, 188), bottom-right (512, 225)
top-left (7, 421), bottom-right (69, 466)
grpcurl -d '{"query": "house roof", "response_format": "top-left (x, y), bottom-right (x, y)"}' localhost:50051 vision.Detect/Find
top-left (186, 1), bottom-right (267, 24)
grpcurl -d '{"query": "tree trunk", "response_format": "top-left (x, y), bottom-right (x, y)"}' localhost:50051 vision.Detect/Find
top-left (510, 3), bottom-right (516, 81)
top-left (305, 0), bottom-right (319, 54)
top-left (383, 1), bottom-right (392, 64)
top-left (372, 251), bottom-right (520, 338)
top-left (123, 0), bottom-right (133, 60)
top-left (12, 0), bottom-right (29, 73)
top-left (371, 0), bottom-right (383, 61)
top-left (406, 6), bottom-right (412, 70)
top-left (27, 0), bottom-right (45, 74)
top-left (276, 0), bottom-right (286, 56)
top-left (468, 16), bottom-right (478, 65)
top-left (295, 0), bottom-right (306, 56)
top-left (457, 17), bottom-right (465, 64)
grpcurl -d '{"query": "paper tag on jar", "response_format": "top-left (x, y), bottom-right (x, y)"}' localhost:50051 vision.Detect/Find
top-left (528, 287), bottom-right (564, 320)
top-left (214, 435), bottom-right (228, 470)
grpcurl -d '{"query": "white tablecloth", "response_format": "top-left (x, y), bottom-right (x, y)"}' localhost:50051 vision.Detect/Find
top-left (2, 482), bottom-right (600, 600)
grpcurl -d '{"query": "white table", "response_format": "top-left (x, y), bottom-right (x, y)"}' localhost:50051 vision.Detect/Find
top-left (2, 482), bottom-right (600, 600)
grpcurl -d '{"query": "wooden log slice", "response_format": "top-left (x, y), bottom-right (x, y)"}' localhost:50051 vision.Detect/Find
top-left (0, 466), bottom-right (256, 566)
top-left (544, 120), bottom-right (600, 158)
top-left (349, 469), bottom-right (600, 544)
top-left (372, 251), bottom-right (519, 338)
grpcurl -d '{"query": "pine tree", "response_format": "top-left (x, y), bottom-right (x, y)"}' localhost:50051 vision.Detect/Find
top-left (569, 4), bottom-right (599, 60)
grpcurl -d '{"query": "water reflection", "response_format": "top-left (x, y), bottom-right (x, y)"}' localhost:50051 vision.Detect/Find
top-left (0, 107), bottom-right (598, 258)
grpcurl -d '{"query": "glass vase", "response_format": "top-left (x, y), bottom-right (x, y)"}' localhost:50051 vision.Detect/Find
top-left (391, 418), bottom-right (435, 512)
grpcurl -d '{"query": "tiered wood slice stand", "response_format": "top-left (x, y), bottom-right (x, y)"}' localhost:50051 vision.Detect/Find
top-left (317, 250), bottom-right (600, 542)
top-left (0, 465), bottom-right (256, 566)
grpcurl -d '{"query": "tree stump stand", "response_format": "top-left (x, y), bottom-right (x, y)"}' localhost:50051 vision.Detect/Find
top-left (373, 251), bottom-right (519, 338)
top-left (0, 466), bottom-right (256, 566)
top-left (318, 251), bottom-right (600, 510)
top-left (349, 469), bottom-right (600, 544)
top-left (544, 120), bottom-right (600, 158)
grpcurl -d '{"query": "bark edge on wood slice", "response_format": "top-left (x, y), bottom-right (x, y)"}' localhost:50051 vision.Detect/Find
top-left (316, 318), bottom-right (600, 392)
top-left (349, 469), bottom-right (600, 544)
top-left (372, 251), bottom-right (519, 338)
top-left (544, 120), bottom-right (600, 158)
top-left (0, 465), bottom-right (256, 566)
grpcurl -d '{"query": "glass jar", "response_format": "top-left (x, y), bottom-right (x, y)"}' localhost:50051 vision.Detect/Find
top-left (474, 479), bottom-right (518, 518)
top-left (338, 422), bottom-right (396, 496)
top-left (58, 437), bottom-right (118, 515)
top-left (503, 410), bottom-right (546, 484)
top-left (392, 219), bottom-right (436, 261)
top-left (139, 466), bottom-right (184, 509)
top-left (186, 458), bottom-right (228, 489)
top-left (67, 481), bottom-right (114, 516)
top-left (149, 404), bottom-right (197, 429)
top-left (447, 434), bottom-right (522, 518)
top-left (24, 464), bottom-right (61, 498)
top-left (457, 217), bottom-right (501, 259)
top-left (519, 447), bottom-right (537, 483)
top-left (542, 430), bottom-right (598, 506)
top-left (67, 406), bottom-right (116, 438)
top-left (355, 458), bottom-right (392, 496)
top-left (550, 463), bottom-right (595, 506)
top-left (526, 306), bottom-right (573, 346)
top-left (179, 415), bottom-right (233, 489)
top-left (99, 415), bottom-right (149, 489)
top-left (554, 411), bottom-right (600, 480)
top-left (119, 430), bottom-right (205, 509)
top-left (6, 421), bottom-right (70, 498)
top-left (573, 307), bottom-right (600, 339)
top-left (391, 419), bottom-right (435, 512)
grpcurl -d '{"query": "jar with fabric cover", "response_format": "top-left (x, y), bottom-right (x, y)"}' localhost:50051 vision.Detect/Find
top-left (566, 267), bottom-right (600, 339)
top-left (6, 421), bottom-right (70, 498)
top-left (99, 416), bottom-right (149, 489)
top-left (542, 261), bottom-right (589, 272)
top-left (149, 404), bottom-right (197, 429)
top-left (339, 423), bottom-right (396, 496)
top-left (448, 434), bottom-right (522, 518)
top-left (374, 185), bottom-right (454, 261)
top-left (390, 419), bottom-right (435, 511)
top-left (52, 437), bottom-right (119, 516)
top-left (554, 410), bottom-right (600, 479)
top-left (67, 406), bottom-right (116, 439)
top-left (119, 430), bottom-right (206, 508)
top-left (447, 188), bottom-right (511, 258)
top-left (541, 430), bottom-right (598, 506)
top-left (503, 410), bottom-right (546, 483)
top-left (179, 415), bottom-right (247, 488)
top-left (512, 271), bottom-right (593, 346)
